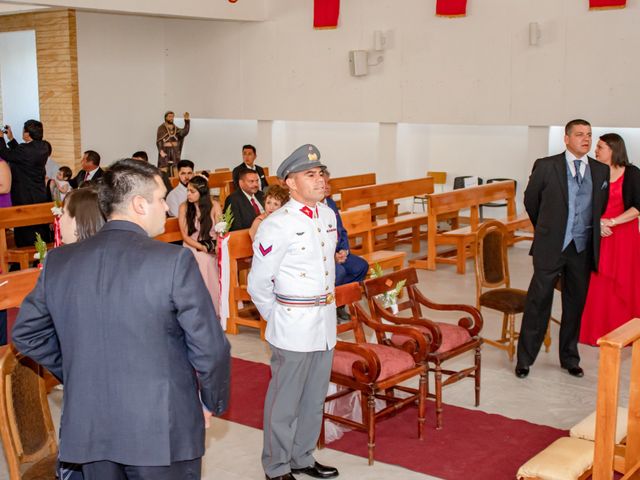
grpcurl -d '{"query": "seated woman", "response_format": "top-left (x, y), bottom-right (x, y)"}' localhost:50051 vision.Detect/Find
top-left (178, 175), bottom-right (222, 315)
top-left (59, 187), bottom-right (106, 244)
top-left (249, 184), bottom-right (289, 241)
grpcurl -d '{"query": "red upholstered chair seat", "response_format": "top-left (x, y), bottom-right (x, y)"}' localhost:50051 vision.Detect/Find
top-left (391, 322), bottom-right (472, 354)
top-left (332, 343), bottom-right (415, 381)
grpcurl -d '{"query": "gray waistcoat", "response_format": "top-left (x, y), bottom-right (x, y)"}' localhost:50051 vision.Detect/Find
top-left (563, 162), bottom-right (593, 253)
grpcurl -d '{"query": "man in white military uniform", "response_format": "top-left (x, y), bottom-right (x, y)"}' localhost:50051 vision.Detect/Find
top-left (248, 144), bottom-right (339, 480)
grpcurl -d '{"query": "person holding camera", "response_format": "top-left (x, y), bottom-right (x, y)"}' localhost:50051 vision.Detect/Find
top-left (178, 174), bottom-right (222, 315)
top-left (0, 120), bottom-right (51, 247)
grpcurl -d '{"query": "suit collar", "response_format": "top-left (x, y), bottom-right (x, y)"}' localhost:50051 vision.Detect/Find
top-left (101, 220), bottom-right (148, 236)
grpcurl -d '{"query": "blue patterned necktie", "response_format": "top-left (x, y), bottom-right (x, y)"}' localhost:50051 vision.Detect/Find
top-left (573, 159), bottom-right (583, 186)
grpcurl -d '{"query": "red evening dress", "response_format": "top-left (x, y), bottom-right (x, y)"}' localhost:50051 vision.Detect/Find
top-left (580, 172), bottom-right (640, 345)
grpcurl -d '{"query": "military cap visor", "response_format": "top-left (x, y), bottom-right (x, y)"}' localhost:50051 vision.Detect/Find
top-left (277, 144), bottom-right (326, 179)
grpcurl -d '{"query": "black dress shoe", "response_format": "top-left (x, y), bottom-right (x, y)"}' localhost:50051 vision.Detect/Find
top-left (563, 366), bottom-right (584, 378)
top-left (515, 366), bottom-right (529, 378)
top-left (265, 473), bottom-right (295, 480)
top-left (291, 462), bottom-right (339, 479)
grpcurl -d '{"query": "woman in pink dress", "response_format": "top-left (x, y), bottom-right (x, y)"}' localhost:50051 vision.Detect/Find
top-left (178, 174), bottom-right (222, 315)
top-left (580, 133), bottom-right (640, 345)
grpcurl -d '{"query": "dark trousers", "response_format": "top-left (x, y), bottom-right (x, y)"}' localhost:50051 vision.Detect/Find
top-left (14, 224), bottom-right (52, 248)
top-left (517, 242), bottom-right (591, 369)
top-left (81, 458), bottom-right (201, 480)
top-left (335, 254), bottom-right (369, 286)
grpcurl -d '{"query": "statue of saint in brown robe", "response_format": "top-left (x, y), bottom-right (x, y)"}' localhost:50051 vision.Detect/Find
top-left (156, 111), bottom-right (190, 173)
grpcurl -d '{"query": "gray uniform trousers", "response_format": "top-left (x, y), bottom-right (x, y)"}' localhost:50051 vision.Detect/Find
top-left (262, 345), bottom-right (334, 478)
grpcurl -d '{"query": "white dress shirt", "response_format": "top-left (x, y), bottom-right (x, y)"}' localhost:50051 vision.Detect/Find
top-left (166, 183), bottom-right (188, 217)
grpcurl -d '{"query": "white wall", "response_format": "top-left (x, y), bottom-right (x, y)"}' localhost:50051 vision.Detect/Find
top-left (74, 3), bottom-right (640, 182)
top-left (0, 30), bottom-right (39, 131)
top-left (162, 0), bottom-right (640, 127)
top-left (76, 12), bottom-right (165, 167)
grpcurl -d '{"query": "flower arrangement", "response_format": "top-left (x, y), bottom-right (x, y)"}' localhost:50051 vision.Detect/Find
top-left (33, 233), bottom-right (48, 267)
top-left (369, 263), bottom-right (406, 312)
top-left (214, 205), bottom-right (234, 236)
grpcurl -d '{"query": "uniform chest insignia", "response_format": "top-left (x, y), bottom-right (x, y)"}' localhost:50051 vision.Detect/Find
top-left (259, 243), bottom-right (273, 256)
top-left (299, 272), bottom-right (306, 277)
top-left (296, 231), bottom-right (305, 236)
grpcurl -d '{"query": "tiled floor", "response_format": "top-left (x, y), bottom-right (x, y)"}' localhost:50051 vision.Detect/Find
top-left (0, 240), bottom-right (631, 479)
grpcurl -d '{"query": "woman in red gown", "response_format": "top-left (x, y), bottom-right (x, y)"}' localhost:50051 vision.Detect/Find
top-left (580, 133), bottom-right (640, 345)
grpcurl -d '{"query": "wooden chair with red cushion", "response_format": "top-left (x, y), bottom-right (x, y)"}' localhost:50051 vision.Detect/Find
top-left (363, 267), bottom-right (483, 430)
top-left (321, 282), bottom-right (430, 465)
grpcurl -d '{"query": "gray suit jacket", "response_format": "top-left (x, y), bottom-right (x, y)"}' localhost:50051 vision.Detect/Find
top-left (12, 220), bottom-right (231, 466)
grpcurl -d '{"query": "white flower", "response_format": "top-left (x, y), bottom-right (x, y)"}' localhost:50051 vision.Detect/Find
top-left (214, 221), bottom-right (228, 234)
top-left (34, 252), bottom-right (40, 260)
top-left (51, 206), bottom-right (63, 217)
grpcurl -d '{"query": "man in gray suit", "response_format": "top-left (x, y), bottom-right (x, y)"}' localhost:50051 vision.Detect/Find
top-left (12, 159), bottom-right (231, 479)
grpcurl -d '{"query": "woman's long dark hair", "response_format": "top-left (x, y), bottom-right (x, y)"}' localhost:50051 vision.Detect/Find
top-left (186, 176), bottom-right (213, 243)
top-left (64, 187), bottom-right (106, 241)
top-left (600, 133), bottom-right (630, 168)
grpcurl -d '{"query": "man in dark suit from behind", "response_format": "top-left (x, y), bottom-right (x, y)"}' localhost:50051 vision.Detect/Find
top-left (70, 150), bottom-right (103, 188)
top-left (0, 120), bottom-right (51, 246)
top-left (12, 159), bottom-right (231, 479)
top-left (232, 144), bottom-right (269, 191)
top-left (225, 169), bottom-right (265, 231)
top-left (516, 119), bottom-right (609, 379)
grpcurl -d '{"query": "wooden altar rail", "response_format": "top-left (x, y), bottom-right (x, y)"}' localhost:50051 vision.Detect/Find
top-left (593, 318), bottom-right (640, 479)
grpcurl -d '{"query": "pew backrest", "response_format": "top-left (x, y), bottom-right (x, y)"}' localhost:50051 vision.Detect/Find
top-left (341, 177), bottom-right (435, 212)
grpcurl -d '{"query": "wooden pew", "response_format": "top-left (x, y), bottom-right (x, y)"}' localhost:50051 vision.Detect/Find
top-left (0, 203), bottom-right (55, 273)
top-left (170, 171), bottom-right (233, 190)
top-left (329, 173), bottom-right (376, 208)
top-left (410, 181), bottom-right (531, 274)
top-left (340, 207), bottom-right (405, 273)
top-left (226, 229), bottom-right (265, 338)
top-left (592, 318), bottom-right (640, 479)
top-left (340, 178), bottom-right (434, 252)
top-left (154, 217), bottom-right (183, 243)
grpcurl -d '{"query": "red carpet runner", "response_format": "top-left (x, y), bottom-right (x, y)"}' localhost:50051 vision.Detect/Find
top-left (222, 357), bottom-right (566, 480)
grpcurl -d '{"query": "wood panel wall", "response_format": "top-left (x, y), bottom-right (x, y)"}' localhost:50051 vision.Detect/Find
top-left (0, 9), bottom-right (81, 170)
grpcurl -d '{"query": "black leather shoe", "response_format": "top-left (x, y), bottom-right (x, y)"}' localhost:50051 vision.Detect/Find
top-left (563, 366), bottom-right (584, 378)
top-left (291, 462), bottom-right (339, 479)
top-left (265, 474), bottom-right (295, 480)
top-left (515, 366), bottom-right (529, 378)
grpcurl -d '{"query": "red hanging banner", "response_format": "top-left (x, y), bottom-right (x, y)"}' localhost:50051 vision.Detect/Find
top-left (436, 0), bottom-right (468, 17)
top-left (314, 0), bottom-right (340, 29)
top-left (589, 0), bottom-right (626, 9)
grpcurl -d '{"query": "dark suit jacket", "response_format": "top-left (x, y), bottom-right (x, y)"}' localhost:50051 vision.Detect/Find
top-left (69, 167), bottom-right (104, 189)
top-left (232, 163), bottom-right (269, 191)
top-left (12, 221), bottom-right (231, 466)
top-left (224, 189), bottom-right (265, 231)
top-left (524, 152), bottom-right (609, 271)
top-left (0, 137), bottom-right (48, 206)
top-left (325, 197), bottom-right (350, 252)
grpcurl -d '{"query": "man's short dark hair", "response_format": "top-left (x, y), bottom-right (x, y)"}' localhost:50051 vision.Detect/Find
top-left (177, 159), bottom-right (195, 171)
top-left (565, 119), bottom-right (591, 135)
top-left (238, 169), bottom-right (259, 181)
top-left (242, 144), bottom-right (256, 155)
top-left (24, 120), bottom-right (43, 141)
top-left (99, 159), bottom-right (160, 218)
top-left (131, 151), bottom-right (148, 162)
top-left (84, 150), bottom-right (101, 167)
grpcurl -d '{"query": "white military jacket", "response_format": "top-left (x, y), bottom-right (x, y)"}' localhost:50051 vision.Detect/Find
top-left (248, 198), bottom-right (338, 352)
